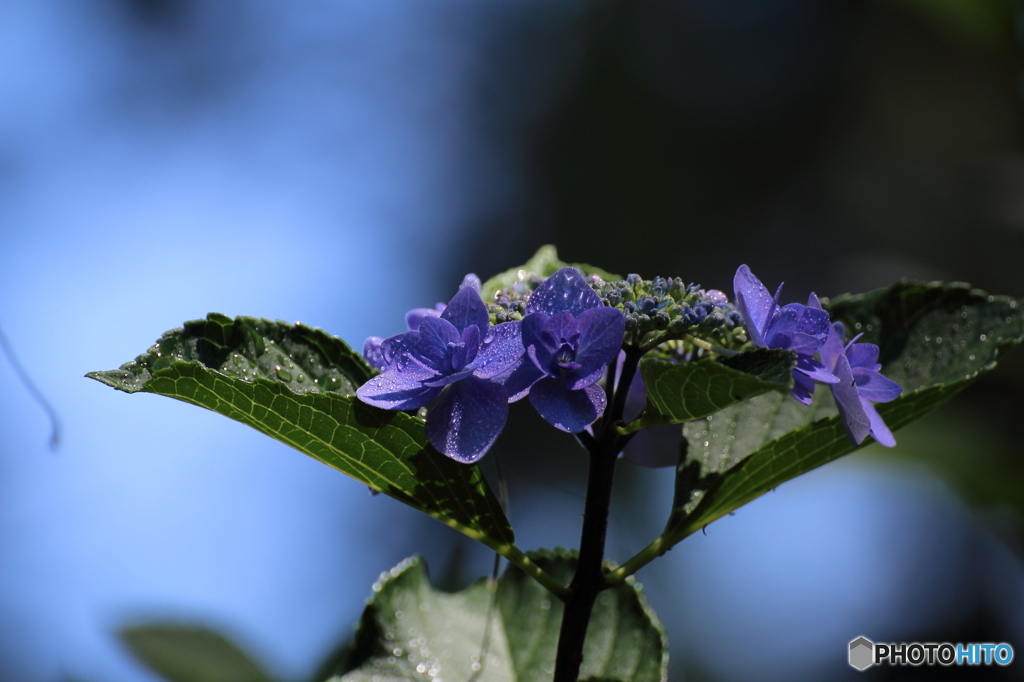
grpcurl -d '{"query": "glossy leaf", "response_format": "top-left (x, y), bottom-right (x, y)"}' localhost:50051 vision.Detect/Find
top-left (480, 245), bottom-right (620, 303)
top-left (621, 349), bottom-right (796, 434)
top-left (87, 314), bottom-right (515, 552)
top-left (120, 624), bottom-right (276, 682)
top-left (610, 282), bottom-right (1022, 582)
top-left (337, 551), bottom-right (666, 682)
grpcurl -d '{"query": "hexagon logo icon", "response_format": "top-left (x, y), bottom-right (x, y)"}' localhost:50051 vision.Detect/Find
top-left (849, 636), bottom-right (874, 671)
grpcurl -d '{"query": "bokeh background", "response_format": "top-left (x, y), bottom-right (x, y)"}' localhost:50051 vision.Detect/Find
top-left (2, 0), bottom-right (1023, 680)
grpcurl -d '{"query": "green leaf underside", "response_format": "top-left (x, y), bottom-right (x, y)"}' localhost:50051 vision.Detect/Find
top-left (480, 245), bottom-right (621, 303)
top-left (87, 314), bottom-right (514, 551)
top-left (120, 624), bottom-right (276, 682)
top-left (658, 281), bottom-right (1022, 545)
top-left (338, 552), bottom-right (667, 682)
top-left (625, 349), bottom-right (795, 433)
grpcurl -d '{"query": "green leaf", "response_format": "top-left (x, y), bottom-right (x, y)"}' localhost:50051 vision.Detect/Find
top-left (621, 349), bottom-right (796, 434)
top-left (610, 282), bottom-right (1023, 582)
top-left (338, 551), bottom-right (667, 682)
top-left (480, 245), bottom-right (621, 302)
top-left (120, 624), bottom-right (276, 682)
top-left (87, 314), bottom-right (515, 552)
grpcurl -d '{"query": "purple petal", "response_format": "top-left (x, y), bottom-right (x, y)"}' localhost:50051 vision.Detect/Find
top-left (795, 356), bottom-right (839, 384)
top-left (473, 321), bottom-right (524, 380)
top-left (794, 305), bottom-right (831, 338)
top-left (521, 311), bottom-right (551, 351)
top-left (504, 360), bottom-right (544, 402)
top-left (830, 355), bottom-right (871, 445)
top-left (765, 304), bottom-right (829, 354)
top-left (522, 312), bottom-right (557, 372)
top-left (425, 377), bottom-right (508, 463)
top-left (790, 370), bottom-right (816, 406)
top-left (862, 398), bottom-right (896, 447)
top-left (544, 311), bottom-right (581, 347)
top-left (851, 367), bottom-right (902, 403)
top-left (570, 307), bottom-right (625, 383)
top-left (529, 378), bottom-right (606, 433)
top-left (408, 318), bottom-right (459, 373)
top-left (733, 265), bottom-right (775, 348)
top-left (454, 324), bottom-right (481, 369)
top-left (363, 336), bottom-right (385, 371)
top-left (526, 266), bottom-right (601, 317)
top-left (440, 285), bottom-right (489, 334)
top-left (846, 342), bottom-right (880, 370)
top-left (356, 370), bottom-right (443, 410)
top-left (381, 333), bottom-right (443, 381)
top-left (405, 305), bottom-right (443, 331)
top-left (459, 273), bottom-right (481, 292)
top-left (622, 423), bottom-right (680, 468)
top-left (807, 292), bottom-right (822, 309)
top-left (818, 322), bottom-right (847, 372)
top-left (423, 367), bottom-right (475, 388)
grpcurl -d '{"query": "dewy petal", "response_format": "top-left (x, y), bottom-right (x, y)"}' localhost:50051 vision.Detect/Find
top-left (521, 311), bottom-right (551, 353)
top-left (452, 324), bottom-right (481, 370)
top-left (796, 355), bottom-right (839, 384)
top-left (529, 378), bottom-right (606, 433)
top-left (363, 336), bottom-right (385, 371)
top-left (861, 398), bottom-right (896, 447)
top-left (356, 370), bottom-right (443, 410)
top-left (829, 354), bottom-right (871, 445)
top-left (818, 322), bottom-right (847, 372)
top-left (504, 359), bottom-right (544, 402)
top-left (851, 367), bottom-right (902, 403)
top-left (416, 316), bottom-right (462, 367)
top-left (544, 311), bottom-right (581, 346)
top-left (790, 370), bottom-right (816, 406)
top-left (793, 305), bottom-right (831, 339)
top-left (423, 367), bottom-right (475, 388)
top-left (570, 307), bottom-right (625, 382)
top-left (522, 312), bottom-right (557, 373)
top-left (733, 265), bottom-right (775, 347)
top-left (405, 305), bottom-right (444, 331)
top-left (440, 285), bottom-right (489, 335)
top-left (846, 342), bottom-right (880, 370)
top-left (473, 321), bottom-right (524, 379)
top-left (526, 266), bottom-right (601, 317)
top-left (459, 273), bottom-right (482, 292)
top-left (381, 333), bottom-right (442, 380)
top-left (425, 377), bottom-right (508, 463)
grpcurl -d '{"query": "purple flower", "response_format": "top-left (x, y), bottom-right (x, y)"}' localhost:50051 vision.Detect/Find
top-left (733, 265), bottom-right (837, 404)
top-left (356, 283), bottom-right (524, 463)
top-left (818, 321), bottom-right (902, 447)
top-left (506, 267), bottom-right (625, 432)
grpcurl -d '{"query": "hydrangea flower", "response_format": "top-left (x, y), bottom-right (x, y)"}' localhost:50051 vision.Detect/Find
top-left (362, 274), bottom-right (482, 372)
top-left (506, 267), bottom-right (625, 432)
top-left (356, 282), bottom-right (524, 463)
top-left (817, 319), bottom-right (902, 447)
top-left (733, 265), bottom-right (837, 404)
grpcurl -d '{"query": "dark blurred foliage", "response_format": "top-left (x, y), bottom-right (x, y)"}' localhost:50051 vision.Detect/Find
top-left (448, 0), bottom-right (1024, 679)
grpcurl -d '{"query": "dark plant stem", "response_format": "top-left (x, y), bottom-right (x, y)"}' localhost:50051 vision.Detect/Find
top-left (552, 347), bottom-right (642, 682)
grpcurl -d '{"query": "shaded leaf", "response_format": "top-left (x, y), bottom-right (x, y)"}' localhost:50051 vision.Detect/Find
top-left (610, 283), bottom-right (1022, 581)
top-left (621, 349), bottom-right (795, 434)
top-left (337, 551), bottom-right (666, 682)
top-left (88, 314), bottom-right (514, 552)
top-left (120, 624), bottom-right (275, 682)
top-left (480, 245), bottom-right (620, 303)
top-left (667, 282), bottom-right (1022, 541)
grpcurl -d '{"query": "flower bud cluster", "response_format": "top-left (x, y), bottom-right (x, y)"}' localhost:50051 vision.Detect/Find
top-left (593, 275), bottom-right (748, 349)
